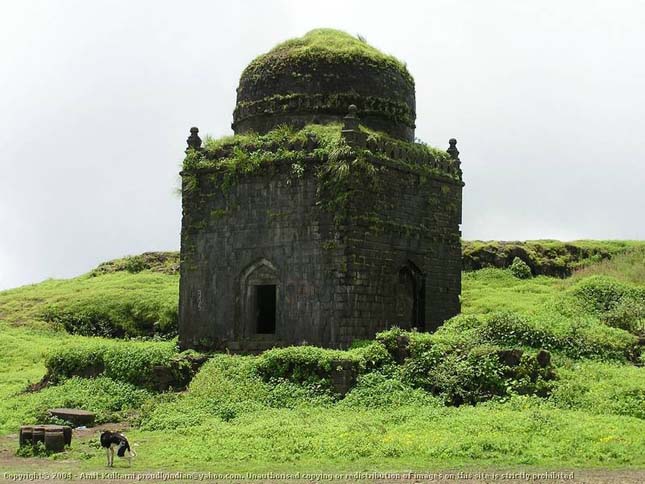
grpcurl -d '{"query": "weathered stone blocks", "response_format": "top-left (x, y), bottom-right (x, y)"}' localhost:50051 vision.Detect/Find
top-left (179, 31), bottom-right (463, 351)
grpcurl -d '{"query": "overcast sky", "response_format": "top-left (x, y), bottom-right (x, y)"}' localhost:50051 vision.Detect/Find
top-left (1, 0), bottom-right (643, 290)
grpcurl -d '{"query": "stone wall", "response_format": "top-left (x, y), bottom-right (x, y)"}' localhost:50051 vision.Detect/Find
top-left (179, 153), bottom-right (462, 351)
top-left (235, 59), bottom-right (415, 141)
top-left (179, 161), bottom-right (337, 351)
top-left (327, 163), bottom-right (462, 346)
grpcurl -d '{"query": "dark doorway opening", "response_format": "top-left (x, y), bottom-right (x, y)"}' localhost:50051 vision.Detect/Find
top-left (417, 277), bottom-right (426, 331)
top-left (395, 268), bottom-right (416, 327)
top-left (256, 284), bottom-right (276, 334)
top-left (395, 264), bottom-right (426, 330)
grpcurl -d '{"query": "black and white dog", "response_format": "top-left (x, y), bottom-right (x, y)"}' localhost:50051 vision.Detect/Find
top-left (100, 431), bottom-right (136, 467)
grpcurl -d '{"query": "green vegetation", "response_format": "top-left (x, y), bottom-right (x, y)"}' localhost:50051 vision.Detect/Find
top-left (0, 268), bottom-right (178, 337)
top-left (9, 377), bottom-right (152, 431)
top-left (90, 251), bottom-right (179, 276)
top-left (0, 240), bottom-right (644, 471)
top-left (233, 29), bottom-right (417, 131)
top-left (509, 256), bottom-right (532, 279)
top-left (549, 360), bottom-right (645, 419)
top-left (462, 240), bottom-right (645, 277)
top-left (254, 343), bottom-right (390, 386)
top-left (570, 276), bottom-right (645, 333)
top-left (193, 123), bottom-right (342, 174)
top-left (12, 402), bottom-right (642, 472)
top-left (572, 245), bottom-right (645, 284)
top-left (0, 323), bottom-right (155, 434)
top-left (44, 338), bottom-right (177, 386)
top-left (241, 29), bottom-right (413, 87)
top-left (186, 123), bottom-right (452, 178)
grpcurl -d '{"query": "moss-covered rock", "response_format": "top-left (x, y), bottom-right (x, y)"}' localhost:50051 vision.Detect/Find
top-left (461, 240), bottom-right (643, 277)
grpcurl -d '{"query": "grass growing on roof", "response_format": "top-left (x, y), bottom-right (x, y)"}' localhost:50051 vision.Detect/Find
top-left (200, 123), bottom-right (343, 164)
top-left (183, 123), bottom-right (344, 188)
top-left (183, 122), bottom-right (457, 210)
top-left (241, 28), bottom-right (413, 86)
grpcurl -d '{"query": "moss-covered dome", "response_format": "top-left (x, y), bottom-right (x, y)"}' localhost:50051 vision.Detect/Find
top-left (233, 29), bottom-right (416, 141)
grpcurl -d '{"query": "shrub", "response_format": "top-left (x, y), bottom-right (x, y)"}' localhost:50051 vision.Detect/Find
top-left (479, 311), bottom-right (639, 361)
top-left (41, 306), bottom-right (125, 338)
top-left (141, 355), bottom-right (269, 430)
top-left (16, 441), bottom-right (51, 457)
top-left (509, 257), bottom-right (532, 279)
top-left (603, 298), bottom-right (645, 334)
top-left (572, 276), bottom-right (635, 312)
top-left (348, 341), bottom-right (393, 370)
top-left (44, 339), bottom-right (182, 389)
top-left (188, 354), bottom-right (269, 406)
top-left (265, 379), bottom-right (336, 409)
top-left (255, 343), bottom-right (391, 387)
top-left (571, 276), bottom-right (645, 334)
top-left (550, 360), bottom-right (645, 420)
top-left (11, 377), bottom-right (152, 427)
top-left (400, 344), bottom-right (555, 405)
top-left (255, 346), bottom-right (355, 385)
top-left (340, 373), bottom-right (441, 408)
top-left (374, 326), bottom-right (409, 354)
top-left (376, 327), bottom-right (556, 405)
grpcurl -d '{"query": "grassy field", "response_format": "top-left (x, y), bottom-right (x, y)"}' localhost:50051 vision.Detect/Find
top-left (0, 241), bottom-right (643, 474)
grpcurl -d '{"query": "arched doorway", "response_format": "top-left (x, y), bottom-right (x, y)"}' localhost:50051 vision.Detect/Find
top-left (240, 259), bottom-right (279, 336)
top-left (394, 262), bottom-right (425, 329)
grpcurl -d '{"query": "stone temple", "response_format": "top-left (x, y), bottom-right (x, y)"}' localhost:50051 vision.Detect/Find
top-left (179, 29), bottom-right (463, 351)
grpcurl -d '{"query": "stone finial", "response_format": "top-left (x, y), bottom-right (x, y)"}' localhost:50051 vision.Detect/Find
top-left (343, 104), bottom-right (359, 130)
top-left (447, 138), bottom-right (459, 161)
top-left (341, 105), bottom-right (366, 148)
top-left (186, 126), bottom-right (202, 151)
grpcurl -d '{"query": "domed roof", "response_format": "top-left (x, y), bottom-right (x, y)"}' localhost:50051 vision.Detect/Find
top-left (233, 29), bottom-right (416, 141)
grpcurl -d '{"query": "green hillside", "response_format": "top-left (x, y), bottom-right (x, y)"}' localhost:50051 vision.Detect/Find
top-left (0, 241), bottom-right (643, 472)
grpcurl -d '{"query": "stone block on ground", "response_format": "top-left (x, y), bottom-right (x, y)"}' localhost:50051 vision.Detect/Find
top-left (47, 408), bottom-right (95, 427)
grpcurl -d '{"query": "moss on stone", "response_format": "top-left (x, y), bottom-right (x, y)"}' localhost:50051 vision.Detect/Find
top-left (182, 124), bottom-right (459, 239)
top-left (242, 29), bottom-right (413, 86)
top-left (234, 92), bottom-right (415, 129)
top-left (183, 124), bottom-right (455, 181)
top-left (234, 29), bottom-right (417, 140)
